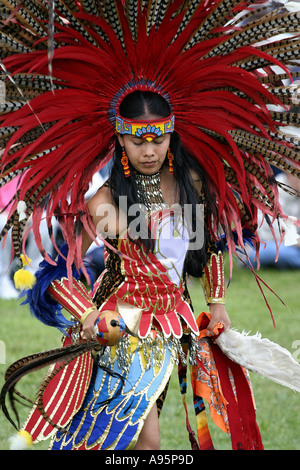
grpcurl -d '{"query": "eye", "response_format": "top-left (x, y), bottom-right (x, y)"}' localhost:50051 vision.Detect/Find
top-left (131, 137), bottom-right (143, 146)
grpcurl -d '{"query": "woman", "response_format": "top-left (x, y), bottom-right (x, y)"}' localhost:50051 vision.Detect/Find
top-left (1, 0), bottom-right (298, 452)
top-left (39, 90), bottom-right (229, 450)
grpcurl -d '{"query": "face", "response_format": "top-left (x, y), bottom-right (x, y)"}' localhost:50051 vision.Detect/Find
top-left (116, 114), bottom-right (171, 175)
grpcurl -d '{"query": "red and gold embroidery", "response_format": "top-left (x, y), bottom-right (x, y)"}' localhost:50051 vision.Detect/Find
top-left (200, 251), bottom-right (225, 305)
top-left (48, 278), bottom-right (96, 323)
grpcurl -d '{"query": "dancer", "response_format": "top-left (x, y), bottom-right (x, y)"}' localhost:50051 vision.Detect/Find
top-left (0, 0), bottom-right (300, 451)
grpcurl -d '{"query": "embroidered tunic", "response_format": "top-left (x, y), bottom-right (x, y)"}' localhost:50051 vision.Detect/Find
top-left (50, 176), bottom-right (200, 449)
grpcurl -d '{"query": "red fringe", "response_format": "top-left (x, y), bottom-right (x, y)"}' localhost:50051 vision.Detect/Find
top-left (212, 343), bottom-right (264, 450)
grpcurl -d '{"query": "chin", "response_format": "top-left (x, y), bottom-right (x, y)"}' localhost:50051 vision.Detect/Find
top-left (138, 163), bottom-right (161, 175)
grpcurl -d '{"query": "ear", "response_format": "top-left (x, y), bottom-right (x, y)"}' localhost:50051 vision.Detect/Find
top-left (115, 132), bottom-right (124, 147)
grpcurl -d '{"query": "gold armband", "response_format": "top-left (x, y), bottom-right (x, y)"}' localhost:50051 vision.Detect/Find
top-left (200, 251), bottom-right (225, 305)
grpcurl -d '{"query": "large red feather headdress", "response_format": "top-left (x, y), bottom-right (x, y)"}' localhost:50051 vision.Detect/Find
top-left (0, 0), bottom-right (299, 276)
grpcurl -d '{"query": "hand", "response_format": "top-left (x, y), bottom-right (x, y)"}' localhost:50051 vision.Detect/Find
top-left (82, 309), bottom-right (100, 340)
top-left (207, 303), bottom-right (231, 336)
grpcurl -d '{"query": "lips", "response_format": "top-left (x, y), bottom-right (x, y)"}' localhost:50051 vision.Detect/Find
top-left (142, 161), bottom-right (157, 166)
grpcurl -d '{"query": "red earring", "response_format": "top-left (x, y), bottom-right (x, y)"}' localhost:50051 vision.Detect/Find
top-left (167, 148), bottom-right (174, 174)
top-left (121, 147), bottom-right (131, 177)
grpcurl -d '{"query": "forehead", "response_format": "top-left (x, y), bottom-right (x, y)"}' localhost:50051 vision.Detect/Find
top-left (116, 114), bottom-right (175, 142)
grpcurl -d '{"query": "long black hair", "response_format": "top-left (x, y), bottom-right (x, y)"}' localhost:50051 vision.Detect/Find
top-left (109, 90), bottom-right (217, 278)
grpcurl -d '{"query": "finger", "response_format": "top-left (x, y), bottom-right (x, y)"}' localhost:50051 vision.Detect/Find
top-left (206, 324), bottom-right (214, 336)
top-left (81, 328), bottom-right (97, 341)
top-left (207, 321), bottom-right (224, 336)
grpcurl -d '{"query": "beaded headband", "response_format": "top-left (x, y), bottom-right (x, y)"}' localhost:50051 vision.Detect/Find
top-left (115, 114), bottom-right (175, 142)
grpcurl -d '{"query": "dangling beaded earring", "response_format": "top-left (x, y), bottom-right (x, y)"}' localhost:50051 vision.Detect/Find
top-left (167, 148), bottom-right (174, 174)
top-left (121, 147), bottom-right (131, 177)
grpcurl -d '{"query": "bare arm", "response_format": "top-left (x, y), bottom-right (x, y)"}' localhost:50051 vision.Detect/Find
top-left (81, 185), bottom-right (127, 339)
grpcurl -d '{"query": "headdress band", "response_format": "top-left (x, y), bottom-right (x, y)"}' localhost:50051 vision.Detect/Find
top-left (115, 114), bottom-right (175, 142)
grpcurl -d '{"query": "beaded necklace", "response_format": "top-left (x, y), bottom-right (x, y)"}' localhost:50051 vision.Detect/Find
top-left (134, 168), bottom-right (166, 212)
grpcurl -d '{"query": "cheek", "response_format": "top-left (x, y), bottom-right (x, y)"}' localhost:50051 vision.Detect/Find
top-left (160, 142), bottom-right (170, 157)
top-left (163, 136), bottom-right (171, 151)
top-left (125, 144), bottom-right (141, 163)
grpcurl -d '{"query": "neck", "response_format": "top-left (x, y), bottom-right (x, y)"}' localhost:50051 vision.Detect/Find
top-left (134, 168), bottom-right (165, 211)
top-left (133, 165), bottom-right (163, 178)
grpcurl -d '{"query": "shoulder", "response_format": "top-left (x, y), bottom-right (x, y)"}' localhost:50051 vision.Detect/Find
top-left (87, 183), bottom-right (115, 217)
top-left (86, 182), bottom-right (127, 237)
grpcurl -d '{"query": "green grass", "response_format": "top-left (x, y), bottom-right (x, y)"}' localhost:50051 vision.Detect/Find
top-left (0, 262), bottom-right (300, 450)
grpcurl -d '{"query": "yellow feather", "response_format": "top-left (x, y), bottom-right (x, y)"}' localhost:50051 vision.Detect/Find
top-left (20, 254), bottom-right (32, 267)
top-left (13, 268), bottom-right (36, 290)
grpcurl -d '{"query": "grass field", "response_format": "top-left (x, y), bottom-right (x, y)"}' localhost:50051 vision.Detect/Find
top-left (0, 261), bottom-right (300, 451)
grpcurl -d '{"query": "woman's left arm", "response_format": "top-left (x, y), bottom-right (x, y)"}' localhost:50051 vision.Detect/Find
top-left (207, 303), bottom-right (231, 335)
top-left (200, 248), bottom-right (231, 334)
top-left (189, 167), bottom-right (231, 334)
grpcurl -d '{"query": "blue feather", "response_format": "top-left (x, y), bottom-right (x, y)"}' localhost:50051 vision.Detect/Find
top-left (22, 244), bottom-right (82, 334)
top-left (217, 229), bottom-right (255, 253)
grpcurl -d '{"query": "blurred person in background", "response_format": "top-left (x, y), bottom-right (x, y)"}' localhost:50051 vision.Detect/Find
top-left (0, 178), bottom-right (18, 299)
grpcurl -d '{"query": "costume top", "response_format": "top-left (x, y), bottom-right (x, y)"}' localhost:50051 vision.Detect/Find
top-left (93, 206), bottom-right (199, 339)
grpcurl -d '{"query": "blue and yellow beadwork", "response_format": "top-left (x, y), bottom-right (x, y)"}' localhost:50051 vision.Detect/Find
top-left (115, 114), bottom-right (175, 142)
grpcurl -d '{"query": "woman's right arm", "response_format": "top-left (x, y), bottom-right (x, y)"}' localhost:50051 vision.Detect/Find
top-left (80, 185), bottom-right (126, 339)
top-left (46, 186), bottom-right (122, 337)
top-left (82, 184), bottom-right (126, 254)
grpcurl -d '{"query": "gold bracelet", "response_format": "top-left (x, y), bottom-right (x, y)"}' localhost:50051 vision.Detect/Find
top-left (80, 307), bottom-right (97, 324)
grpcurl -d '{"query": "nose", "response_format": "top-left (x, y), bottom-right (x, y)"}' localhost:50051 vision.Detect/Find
top-left (142, 141), bottom-right (155, 157)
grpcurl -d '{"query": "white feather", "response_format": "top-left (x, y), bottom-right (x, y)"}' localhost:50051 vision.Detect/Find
top-left (278, 125), bottom-right (300, 139)
top-left (216, 329), bottom-right (300, 392)
top-left (284, 2), bottom-right (300, 12)
top-left (279, 216), bottom-right (300, 247)
top-left (17, 200), bottom-right (27, 222)
top-left (8, 433), bottom-right (31, 450)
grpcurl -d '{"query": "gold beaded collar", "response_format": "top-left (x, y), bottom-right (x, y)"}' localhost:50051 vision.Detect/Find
top-left (134, 168), bottom-right (165, 212)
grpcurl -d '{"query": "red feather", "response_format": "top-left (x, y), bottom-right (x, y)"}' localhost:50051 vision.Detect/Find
top-left (0, 0), bottom-right (296, 272)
